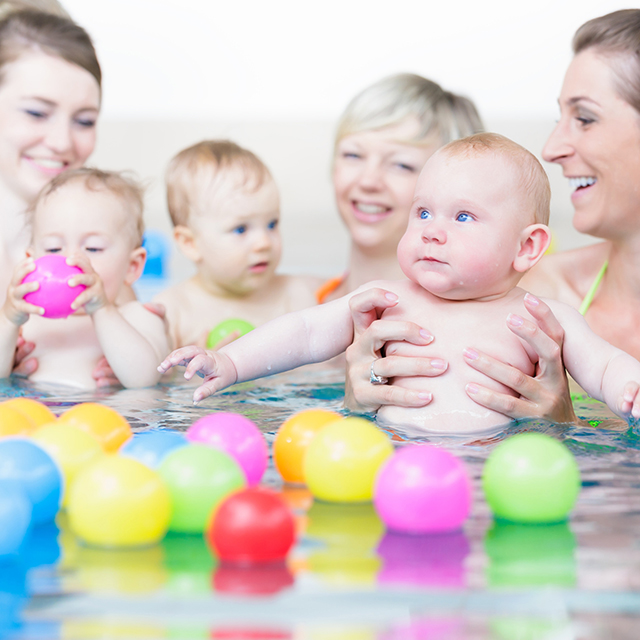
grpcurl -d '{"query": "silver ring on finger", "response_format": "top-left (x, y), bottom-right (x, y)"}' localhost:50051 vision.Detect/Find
top-left (370, 360), bottom-right (389, 385)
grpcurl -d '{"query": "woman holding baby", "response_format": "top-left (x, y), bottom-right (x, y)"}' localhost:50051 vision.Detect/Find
top-left (345, 9), bottom-right (640, 425)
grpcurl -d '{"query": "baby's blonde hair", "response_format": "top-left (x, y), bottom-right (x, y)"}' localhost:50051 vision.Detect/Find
top-left (440, 133), bottom-right (550, 225)
top-left (335, 73), bottom-right (483, 151)
top-left (166, 140), bottom-right (272, 228)
top-left (29, 168), bottom-right (145, 247)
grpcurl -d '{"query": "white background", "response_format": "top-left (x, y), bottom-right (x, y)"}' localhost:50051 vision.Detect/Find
top-left (63, 0), bottom-right (629, 123)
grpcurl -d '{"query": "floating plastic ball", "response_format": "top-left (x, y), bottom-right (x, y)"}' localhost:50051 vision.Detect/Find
top-left (186, 412), bottom-right (268, 486)
top-left (158, 444), bottom-right (246, 533)
top-left (2, 398), bottom-right (55, 428)
top-left (274, 409), bottom-right (342, 484)
top-left (58, 403), bottom-right (132, 452)
top-left (31, 422), bottom-right (103, 507)
top-left (304, 417), bottom-right (393, 503)
top-left (206, 319), bottom-right (255, 349)
top-left (482, 433), bottom-right (580, 524)
top-left (0, 404), bottom-right (35, 437)
top-left (208, 487), bottom-right (296, 564)
top-left (120, 430), bottom-right (187, 469)
top-left (22, 255), bottom-right (86, 319)
top-left (0, 482), bottom-right (32, 556)
top-left (0, 439), bottom-right (61, 524)
top-left (67, 454), bottom-right (171, 547)
top-left (374, 445), bottom-right (472, 534)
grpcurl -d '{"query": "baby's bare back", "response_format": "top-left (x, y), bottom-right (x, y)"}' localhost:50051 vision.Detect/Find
top-left (377, 282), bottom-right (535, 434)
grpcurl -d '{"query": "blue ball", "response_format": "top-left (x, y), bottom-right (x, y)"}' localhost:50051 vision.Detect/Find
top-left (120, 430), bottom-right (187, 469)
top-left (0, 483), bottom-right (32, 557)
top-left (0, 440), bottom-right (62, 525)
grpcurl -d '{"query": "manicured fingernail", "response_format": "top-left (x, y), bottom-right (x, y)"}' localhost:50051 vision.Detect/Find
top-left (430, 358), bottom-right (446, 369)
top-left (385, 292), bottom-right (398, 301)
top-left (463, 348), bottom-right (478, 360)
top-left (508, 313), bottom-right (524, 327)
top-left (466, 383), bottom-right (479, 394)
top-left (524, 293), bottom-right (539, 306)
top-left (420, 330), bottom-right (433, 343)
top-left (418, 392), bottom-right (432, 401)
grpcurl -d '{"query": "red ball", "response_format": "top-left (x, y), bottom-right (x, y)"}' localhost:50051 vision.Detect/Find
top-left (208, 487), bottom-right (296, 564)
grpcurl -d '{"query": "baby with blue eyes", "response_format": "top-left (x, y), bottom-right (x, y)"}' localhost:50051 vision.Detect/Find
top-left (154, 140), bottom-right (321, 350)
top-left (160, 133), bottom-right (640, 434)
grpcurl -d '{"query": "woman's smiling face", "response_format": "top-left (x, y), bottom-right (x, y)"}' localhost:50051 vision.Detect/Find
top-left (542, 48), bottom-right (640, 241)
top-left (333, 118), bottom-right (440, 255)
top-left (0, 51), bottom-right (100, 204)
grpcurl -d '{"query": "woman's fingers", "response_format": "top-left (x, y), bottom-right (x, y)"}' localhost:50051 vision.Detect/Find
top-left (349, 288), bottom-right (400, 336)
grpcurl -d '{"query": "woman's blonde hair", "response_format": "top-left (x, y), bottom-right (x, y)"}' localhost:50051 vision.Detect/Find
top-left (335, 73), bottom-right (483, 150)
top-left (573, 9), bottom-right (640, 114)
top-left (0, 3), bottom-right (101, 89)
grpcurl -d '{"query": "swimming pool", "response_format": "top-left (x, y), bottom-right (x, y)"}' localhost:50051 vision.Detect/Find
top-left (1, 368), bottom-right (639, 639)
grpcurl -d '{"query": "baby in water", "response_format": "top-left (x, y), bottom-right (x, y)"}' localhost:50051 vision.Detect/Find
top-left (154, 140), bottom-right (322, 349)
top-left (0, 169), bottom-right (169, 389)
top-left (159, 133), bottom-right (640, 433)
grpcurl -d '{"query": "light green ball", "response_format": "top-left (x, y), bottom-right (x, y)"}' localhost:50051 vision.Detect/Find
top-left (482, 433), bottom-right (580, 524)
top-left (206, 319), bottom-right (255, 349)
top-left (158, 444), bottom-right (246, 533)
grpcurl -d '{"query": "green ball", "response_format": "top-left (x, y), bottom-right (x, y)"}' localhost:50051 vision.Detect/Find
top-left (482, 433), bottom-right (580, 524)
top-left (158, 444), bottom-right (246, 533)
top-left (206, 319), bottom-right (255, 349)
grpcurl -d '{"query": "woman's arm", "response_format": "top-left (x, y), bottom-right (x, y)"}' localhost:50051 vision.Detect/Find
top-left (344, 288), bottom-right (448, 413)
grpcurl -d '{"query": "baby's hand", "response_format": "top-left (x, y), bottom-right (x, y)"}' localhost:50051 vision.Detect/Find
top-left (3, 258), bottom-right (44, 325)
top-left (66, 254), bottom-right (108, 315)
top-left (157, 346), bottom-right (238, 404)
top-left (619, 381), bottom-right (640, 421)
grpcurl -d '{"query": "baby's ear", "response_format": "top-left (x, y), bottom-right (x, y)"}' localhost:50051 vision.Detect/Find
top-left (513, 224), bottom-right (552, 273)
top-left (173, 225), bottom-right (200, 262)
top-left (124, 246), bottom-right (147, 285)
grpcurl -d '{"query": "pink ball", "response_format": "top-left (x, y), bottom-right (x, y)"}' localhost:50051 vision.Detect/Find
top-left (186, 412), bottom-right (268, 486)
top-left (23, 255), bottom-right (86, 319)
top-left (374, 445), bottom-right (472, 534)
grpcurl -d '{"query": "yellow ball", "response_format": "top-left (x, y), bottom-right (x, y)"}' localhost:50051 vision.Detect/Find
top-left (2, 398), bottom-right (56, 428)
top-left (304, 417), bottom-right (393, 503)
top-left (32, 422), bottom-right (103, 507)
top-left (67, 455), bottom-right (171, 548)
top-left (0, 404), bottom-right (35, 437)
top-left (58, 403), bottom-right (132, 452)
top-left (274, 409), bottom-right (342, 484)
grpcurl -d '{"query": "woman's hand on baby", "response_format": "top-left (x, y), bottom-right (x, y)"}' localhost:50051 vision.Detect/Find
top-left (463, 293), bottom-right (578, 423)
top-left (3, 258), bottom-right (44, 326)
top-left (66, 254), bottom-right (108, 314)
top-left (157, 346), bottom-right (238, 404)
top-left (345, 287), bottom-right (447, 413)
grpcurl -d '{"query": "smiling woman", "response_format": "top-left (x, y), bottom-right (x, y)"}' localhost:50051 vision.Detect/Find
top-left (0, 4), bottom-right (101, 296)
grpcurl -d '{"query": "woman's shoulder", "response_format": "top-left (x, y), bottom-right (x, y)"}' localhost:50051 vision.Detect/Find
top-left (521, 242), bottom-right (610, 307)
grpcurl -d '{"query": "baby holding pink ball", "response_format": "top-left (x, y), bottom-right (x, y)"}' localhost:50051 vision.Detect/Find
top-left (0, 168), bottom-right (169, 388)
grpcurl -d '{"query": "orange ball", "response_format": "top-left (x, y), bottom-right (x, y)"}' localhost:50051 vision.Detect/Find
top-left (273, 409), bottom-right (341, 484)
top-left (0, 404), bottom-right (35, 437)
top-left (58, 403), bottom-right (132, 452)
top-left (2, 398), bottom-right (56, 428)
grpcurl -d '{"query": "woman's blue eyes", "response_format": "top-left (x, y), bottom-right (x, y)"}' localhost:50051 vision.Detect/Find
top-left (25, 109), bottom-right (46, 119)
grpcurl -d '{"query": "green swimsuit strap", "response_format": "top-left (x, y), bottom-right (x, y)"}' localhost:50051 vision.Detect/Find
top-left (578, 260), bottom-right (608, 316)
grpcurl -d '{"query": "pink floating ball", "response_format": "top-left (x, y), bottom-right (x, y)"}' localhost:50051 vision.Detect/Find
top-left (186, 412), bottom-right (268, 486)
top-left (374, 445), bottom-right (472, 534)
top-left (23, 255), bottom-right (86, 319)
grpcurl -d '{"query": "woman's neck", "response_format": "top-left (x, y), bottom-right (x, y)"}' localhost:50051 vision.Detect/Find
top-left (603, 239), bottom-right (640, 299)
top-left (0, 181), bottom-right (30, 248)
top-left (343, 242), bottom-right (405, 291)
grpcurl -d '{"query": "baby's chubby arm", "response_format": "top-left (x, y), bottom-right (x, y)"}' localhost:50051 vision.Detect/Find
top-left (0, 258), bottom-right (43, 377)
top-left (159, 293), bottom-right (356, 403)
top-left (68, 255), bottom-right (169, 388)
top-left (547, 299), bottom-right (640, 420)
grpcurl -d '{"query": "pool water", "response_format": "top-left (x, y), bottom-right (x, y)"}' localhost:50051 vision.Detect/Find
top-left (1, 369), bottom-right (639, 640)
